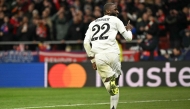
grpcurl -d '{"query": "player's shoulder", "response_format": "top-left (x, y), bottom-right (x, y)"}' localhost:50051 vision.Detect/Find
top-left (89, 16), bottom-right (121, 26)
top-left (89, 19), bottom-right (98, 27)
top-left (88, 16), bottom-right (104, 26)
top-left (108, 16), bottom-right (120, 20)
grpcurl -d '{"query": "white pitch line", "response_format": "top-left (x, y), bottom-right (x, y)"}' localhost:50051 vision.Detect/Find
top-left (13, 99), bottom-right (190, 109)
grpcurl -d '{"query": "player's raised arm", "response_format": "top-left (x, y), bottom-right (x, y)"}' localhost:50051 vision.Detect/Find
top-left (117, 19), bottom-right (132, 41)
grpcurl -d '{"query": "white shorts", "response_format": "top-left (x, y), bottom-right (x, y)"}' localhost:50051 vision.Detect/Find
top-left (95, 53), bottom-right (122, 78)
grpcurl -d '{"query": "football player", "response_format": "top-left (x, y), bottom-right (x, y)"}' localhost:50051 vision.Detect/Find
top-left (84, 2), bottom-right (132, 109)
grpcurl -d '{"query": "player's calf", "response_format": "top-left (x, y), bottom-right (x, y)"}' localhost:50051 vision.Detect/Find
top-left (103, 76), bottom-right (119, 96)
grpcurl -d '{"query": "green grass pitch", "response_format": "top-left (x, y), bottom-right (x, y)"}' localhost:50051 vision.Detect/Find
top-left (0, 87), bottom-right (190, 109)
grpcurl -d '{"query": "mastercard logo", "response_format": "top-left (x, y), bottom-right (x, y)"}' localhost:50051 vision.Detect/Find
top-left (48, 63), bottom-right (87, 88)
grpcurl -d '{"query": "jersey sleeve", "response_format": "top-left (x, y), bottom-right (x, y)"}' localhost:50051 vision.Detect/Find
top-left (115, 17), bottom-right (132, 41)
top-left (116, 18), bottom-right (126, 34)
top-left (83, 24), bottom-right (95, 57)
top-left (85, 26), bottom-right (91, 40)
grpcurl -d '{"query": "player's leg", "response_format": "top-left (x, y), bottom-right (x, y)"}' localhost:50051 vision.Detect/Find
top-left (97, 53), bottom-right (121, 95)
top-left (95, 53), bottom-right (120, 109)
top-left (95, 53), bottom-right (119, 95)
top-left (110, 91), bottom-right (119, 109)
top-left (101, 77), bottom-right (119, 109)
top-left (109, 54), bottom-right (122, 109)
top-left (109, 76), bottom-right (119, 95)
top-left (104, 76), bottom-right (119, 96)
top-left (110, 75), bottom-right (120, 109)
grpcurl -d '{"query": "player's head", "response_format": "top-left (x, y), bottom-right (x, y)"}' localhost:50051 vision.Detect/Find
top-left (103, 3), bottom-right (119, 16)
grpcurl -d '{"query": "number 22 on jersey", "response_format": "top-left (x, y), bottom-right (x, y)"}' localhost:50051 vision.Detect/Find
top-left (91, 23), bottom-right (110, 41)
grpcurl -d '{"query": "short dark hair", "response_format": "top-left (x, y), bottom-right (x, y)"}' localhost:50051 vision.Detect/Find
top-left (103, 3), bottom-right (115, 14)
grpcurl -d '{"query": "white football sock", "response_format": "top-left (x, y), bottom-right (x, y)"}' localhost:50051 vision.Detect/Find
top-left (110, 92), bottom-right (119, 109)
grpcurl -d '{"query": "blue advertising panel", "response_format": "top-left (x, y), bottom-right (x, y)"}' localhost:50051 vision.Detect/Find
top-left (0, 63), bottom-right (44, 87)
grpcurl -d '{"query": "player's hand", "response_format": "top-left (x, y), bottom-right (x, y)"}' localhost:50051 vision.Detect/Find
top-left (125, 20), bottom-right (132, 31)
top-left (92, 62), bottom-right (97, 70)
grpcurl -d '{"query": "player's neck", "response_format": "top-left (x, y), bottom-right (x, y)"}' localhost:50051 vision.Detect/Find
top-left (104, 13), bottom-right (110, 16)
top-left (104, 15), bottom-right (109, 16)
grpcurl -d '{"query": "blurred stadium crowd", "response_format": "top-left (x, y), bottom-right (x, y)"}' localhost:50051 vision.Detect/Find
top-left (0, 0), bottom-right (190, 61)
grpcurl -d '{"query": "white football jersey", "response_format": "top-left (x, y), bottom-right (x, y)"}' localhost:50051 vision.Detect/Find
top-left (84, 15), bottom-right (130, 57)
